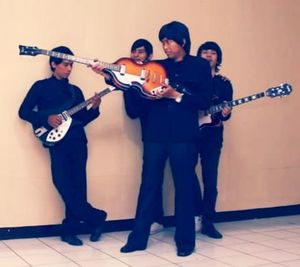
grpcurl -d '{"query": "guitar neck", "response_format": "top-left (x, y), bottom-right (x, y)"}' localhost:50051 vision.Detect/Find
top-left (67, 87), bottom-right (114, 116)
top-left (209, 92), bottom-right (266, 114)
top-left (37, 49), bottom-right (121, 71)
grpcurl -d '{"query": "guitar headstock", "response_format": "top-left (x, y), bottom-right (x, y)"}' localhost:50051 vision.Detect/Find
top-left (19, 45), bottom-right (41, 56)
top-left (266, 83), bottom-right (293, 98)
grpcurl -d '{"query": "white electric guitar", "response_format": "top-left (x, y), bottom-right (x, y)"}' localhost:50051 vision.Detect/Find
top-left (34, 87), bottom-right (116, 146)
top-left (199, 83), bottom-right (292, 130)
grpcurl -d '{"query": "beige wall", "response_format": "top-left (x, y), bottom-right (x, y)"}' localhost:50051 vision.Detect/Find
top-left (0, 0), bottom-right (299, 227)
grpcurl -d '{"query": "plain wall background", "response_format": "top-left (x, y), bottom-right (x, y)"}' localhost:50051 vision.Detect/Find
top-left (0, 0), bottom-right (299, 227)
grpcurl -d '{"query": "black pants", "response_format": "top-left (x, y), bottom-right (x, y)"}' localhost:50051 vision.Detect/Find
top-left (49, 140), bottom-right (106, 236)
top-left (126, 141), bottom-right (198, 250)
top-left (194, 126), bottom-right (223, 222)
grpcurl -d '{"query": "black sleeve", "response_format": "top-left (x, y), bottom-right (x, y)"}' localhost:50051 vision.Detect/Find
top-left (123, 88), bottom-right (150, 119)
top-left (18, 81), bottom-right (49, 127)
top-left (71, 87), bottom-right (100, 126)
top-left (213, 78), bottom-right (234, 122)
top-left (179, 59), bottom-right (213, 111)
top-left (158, 57), bottom-right (213, 111)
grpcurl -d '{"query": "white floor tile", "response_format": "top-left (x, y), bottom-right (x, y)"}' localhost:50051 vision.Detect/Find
top-left (256, 263), bottom-right (288, 267)
top-left (157, 250), bottom-right (206, 264)
top-left (258, 239), bottom-right (300, 249)
top-left (77, 257), bottom-right (130, 266)
top-left (62, 247), bottom-right (110, 261)
top-left (0, 256), bottom-right (29, 267)
top-left (1, 215), bottom-right (300, 267)
top-left (229, 242), bottom-right (275, 254)
top-left (281, 245), bottom-right (300, 255)
top-left (18, 252), bottom-right (71, 266)
top-left (34, 263), bottom-right (79, 267)
top-left (217, 254), bottom-right (271, 266)
top-left (0, 247), bottom-right (18, 258)
top-left (283, 259), bottom-right (300, 266)
top-left (286, 236), bottom-right (300, 244)
top-left (233, 232), bottom-right (275, 243)
top-left (146, 240), bottom-right (175, 253)
top-left (105, 231), bottom-right (131, 242)
top-left (197, 246), bottom-right (244, 258)
top-left (288, 227), bottom-right (300, 234)
top-left (252, 250), bottom-right (300, 262)
top-left (179, 258), bottom-right (232, 266)
top-left (261, 230), bottom-right (300, 239)
top-left (116, 253), bottom-right (172, 267)
top-left (197, 234), bottom-right (247, 246)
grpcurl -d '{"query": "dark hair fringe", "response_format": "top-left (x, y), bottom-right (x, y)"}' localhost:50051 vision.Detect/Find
top-left (197, 41), bottom-right (222, 72)
top-left (158, 21), bottom-right (191, 54)
top-left (131, 39), bottom-right (153, 57)
top-left (49, 46), bottom-right (74, 71)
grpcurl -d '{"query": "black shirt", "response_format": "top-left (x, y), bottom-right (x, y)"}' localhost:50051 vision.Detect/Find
top-left (124, 55), bottom-right (213, 142)
top-left (19, 76), bottom-right (100, 142)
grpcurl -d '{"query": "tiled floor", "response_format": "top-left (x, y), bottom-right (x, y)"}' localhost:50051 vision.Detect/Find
top-left (1, 215), bottom-right (300, 266)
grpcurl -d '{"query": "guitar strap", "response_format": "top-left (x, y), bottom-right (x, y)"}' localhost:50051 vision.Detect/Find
top-left (68, 84), bottom-right (77, 103)
top-left (63, 84), bottom-right (78, 110)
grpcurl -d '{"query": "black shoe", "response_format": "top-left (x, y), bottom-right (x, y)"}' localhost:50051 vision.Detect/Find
top-left (120, 243), bottom-right (146, 253)
top-left (90, 212), bottom-right (107, 242)
top-left (201, 222), bottom-right (223, 239)
top-left (177, 247), bottom-right (194, 257)
top-left (61, 235), bottom-right (83, 246)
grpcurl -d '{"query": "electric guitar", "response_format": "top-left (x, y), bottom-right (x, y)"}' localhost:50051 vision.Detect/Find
top-left (34, 87), bottom-right (116, 147)
top-left (19, 45), bottom-right (168, 99)
top-left (199, 83), bottom-right (292, 130)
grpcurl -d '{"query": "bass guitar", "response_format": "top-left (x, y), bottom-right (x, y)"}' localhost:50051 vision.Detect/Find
top-left (19, 45), bottom-right (168, 99)
top-left (34, 87), bottom-right (116, 147)
top-left (199, 83), bottom-right (292, 130)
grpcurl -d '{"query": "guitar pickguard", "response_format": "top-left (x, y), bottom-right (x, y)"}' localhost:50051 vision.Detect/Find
top-left (198, 112), bottom-right (221, 130)
top-left (33, 112), bottom-right (73, 146)
top-left (46, 116), bottom-right (72, 143)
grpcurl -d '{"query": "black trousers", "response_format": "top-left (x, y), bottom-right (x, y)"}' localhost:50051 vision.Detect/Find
top-left (49, 140), bottom-right (106, 236)
top-left (194, 126), bottom-right (223, 222)
top-left (126, 141), bottom-right (198, 250)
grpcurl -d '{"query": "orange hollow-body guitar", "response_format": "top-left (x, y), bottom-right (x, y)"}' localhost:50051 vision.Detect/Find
top-left (19, 45), bottom-right (168, 99)
top-left (105, 57), bottom-right (168, 99)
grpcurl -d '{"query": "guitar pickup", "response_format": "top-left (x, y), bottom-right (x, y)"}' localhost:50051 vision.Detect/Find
top-left (120, 64), bottom-right (126, 76)
top-left (140, 69), bottom-right (146, 80)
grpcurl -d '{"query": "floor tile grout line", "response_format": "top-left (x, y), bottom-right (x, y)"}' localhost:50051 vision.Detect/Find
top-left (37, 237), bottom-right (81, 266)
top-left (2, 240), bottom-right (33, 266)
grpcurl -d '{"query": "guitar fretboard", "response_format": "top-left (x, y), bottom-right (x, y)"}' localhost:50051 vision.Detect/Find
top-left (67, 88), bottom-right (114, 116)
top-left (39, 49), bottom-right (121, 71)
top-left (208, 92), bottom-right (265, 114)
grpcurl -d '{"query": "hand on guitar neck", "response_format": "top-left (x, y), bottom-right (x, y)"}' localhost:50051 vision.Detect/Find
top-left (90, 61), bottom-right (111, 80)
top-left (89, 93), bottom-right (101, 109)
top-left (221, 103), bottom-right (232, 118)
top-left (47, 93), bottom-right (101, 129)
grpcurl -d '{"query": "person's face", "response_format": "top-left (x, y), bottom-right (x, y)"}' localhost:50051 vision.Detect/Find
top-left (130, 46), bottom-right (151, 64)
top-left (200, 49), bottom-right (218, 69)
top-left (161, 38), bottom-right (185, 61)
top-left (52, 60), bottom-right (73, 80)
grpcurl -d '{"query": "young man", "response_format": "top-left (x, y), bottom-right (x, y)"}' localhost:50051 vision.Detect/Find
top-left (124, 39), bottom-right (164, 235)
top-left (195, 41), bottom-right (233, 239)
top-left (119, 22), bottom-right (212, 257)
top-left (19, 46), bottom-right (107, 246)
